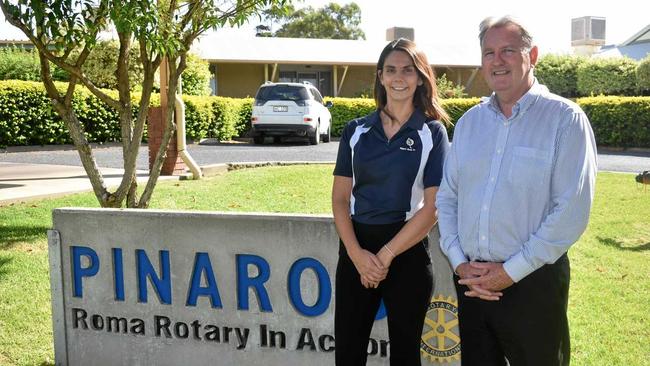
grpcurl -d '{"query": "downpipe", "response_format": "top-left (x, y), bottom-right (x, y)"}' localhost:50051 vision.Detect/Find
top-left (175, 94), bottom-right (203, 179)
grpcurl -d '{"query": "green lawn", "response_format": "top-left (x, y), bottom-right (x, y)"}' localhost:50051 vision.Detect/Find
top-left (0, 166), bottom-right (648, 365)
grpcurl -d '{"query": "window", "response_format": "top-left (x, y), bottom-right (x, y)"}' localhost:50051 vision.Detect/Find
top-left (255, 85), bottom-right (310, 103)
top-left (279, 71), bottom-right (297, 82)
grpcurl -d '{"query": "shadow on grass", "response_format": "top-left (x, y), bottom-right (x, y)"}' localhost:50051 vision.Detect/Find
top-left (39, 361), bottom-right (55, 366)
top-left (0, 256), bottom-right (13, 282)
top-left (0, 225), bottom-right (49, 250)
top-left (597, 237), bottom-right (650, 252)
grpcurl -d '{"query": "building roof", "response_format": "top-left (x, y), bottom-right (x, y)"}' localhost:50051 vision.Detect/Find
top-left (621, 24), bottom-right (650, 46)
top-left (595, 24), bottom-right (650, 60)
top-left (192, 33), bottom-right (481, 68)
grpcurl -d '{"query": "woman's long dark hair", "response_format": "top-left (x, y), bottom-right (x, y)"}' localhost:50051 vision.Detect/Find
top-left (374, 38), bottom-right (450, 126)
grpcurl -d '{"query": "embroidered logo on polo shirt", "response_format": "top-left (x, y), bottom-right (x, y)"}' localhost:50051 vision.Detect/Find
top-left (400, 137), bottom-right (416, 152)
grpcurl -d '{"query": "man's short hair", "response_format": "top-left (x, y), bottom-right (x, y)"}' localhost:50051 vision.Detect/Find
top-left (479, 15), bottom-right (533, 49)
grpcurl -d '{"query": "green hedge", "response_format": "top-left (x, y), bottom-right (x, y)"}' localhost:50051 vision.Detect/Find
top-left (0, 80), bottom-right (248, 147)
top-left (183, 95), bottom-right (212, 141)
top-left (325, 97), bottom-right (480, 139)
top-left (536, 54), bottom-right (587, 97)
top-left (578, 96), bottom-right (650, 147)
top-left (0, 80), bottom-right (126, 146)
top-left (2, 80), bottom-right (650, 148)
top-left (577, 57), bottom-right (638, 96)
top-left (637, 55), bottom-right (650, 95)
top-left (326, 97), bottom-right (375, 136)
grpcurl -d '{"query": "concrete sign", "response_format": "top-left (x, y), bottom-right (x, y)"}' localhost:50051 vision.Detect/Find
top-left (49, 208), bottom-right (460, 365)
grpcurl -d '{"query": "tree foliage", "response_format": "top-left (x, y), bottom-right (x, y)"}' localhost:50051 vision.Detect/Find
top-left (264, 2), bottom-right (365, 40)
top-left (0, 0), bottom-right (289, 208)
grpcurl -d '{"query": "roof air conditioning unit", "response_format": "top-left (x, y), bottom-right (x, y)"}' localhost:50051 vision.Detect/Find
top-left (386, 27), bottom-right (415, 42)
top-left (572, 16), bottom-right (606, 46)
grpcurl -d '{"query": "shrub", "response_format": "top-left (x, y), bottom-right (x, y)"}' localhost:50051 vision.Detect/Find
top-left (535, 54), bottom-right (586, 97)
top-left (325, 97), bottom-right (375, 136)
top-left (211, 97), bottom-right (252, 141)
top-left (577, 57), bottom-right (638, 96)
top-left (437, 74), bottom-right (467, 98)
top-left (0, 46), bottom-right (68, 82)
top-left (578, 96), bottom-right (650, 147)
top-left (233, 98), bottom-right (253, 138)
top-left (636, 55), bottom-right (650, 95)
top-left (76, 40), bottom-right (144, 90)
top-left (324, 97), bottom-right (480, 139)
top-left (3, 81), bottom-right (650, 148)
top-left (0, 46), bottom-right (40, 81)
top-left (441, 98), bottom-right (481, 139)
top-left (183, 95), bottom-right (213, 141)
top-left (0, 80), bottom-right (146, 147)
top-left (181, 53), bottom-right (212, 96)
top-left (0, 80), bottom-right (65, 146)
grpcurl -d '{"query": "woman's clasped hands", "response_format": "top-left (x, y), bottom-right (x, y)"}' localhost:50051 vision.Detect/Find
top-left (350, 245), bottom-right (396, 289)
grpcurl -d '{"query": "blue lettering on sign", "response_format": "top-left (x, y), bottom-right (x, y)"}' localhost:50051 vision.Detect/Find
top-left (112, 248), bottom-right (125, 301)
top-left (72, 246), bottom-right (99, 298)
top-left (69, 246), bottom-right (387, 320)
top-left (136, 249), bottom-right (172, 305)
top-left (288, 258), bottom-right (331, 317)
top-left (236, 254), bottom-right (272, 312)
top-left (186, 252), bottom-right (222, 308)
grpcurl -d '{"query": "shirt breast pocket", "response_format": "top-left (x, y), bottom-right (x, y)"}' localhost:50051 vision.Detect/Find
top-left (508, 146), bottom-right (550, 188)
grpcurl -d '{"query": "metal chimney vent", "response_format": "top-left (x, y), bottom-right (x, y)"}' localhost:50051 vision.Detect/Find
top-left (572, 16), bottom-right (606, 46)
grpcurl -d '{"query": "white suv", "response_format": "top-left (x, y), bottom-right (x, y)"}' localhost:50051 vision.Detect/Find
top-left (251, 82), bottom-right (332, 145)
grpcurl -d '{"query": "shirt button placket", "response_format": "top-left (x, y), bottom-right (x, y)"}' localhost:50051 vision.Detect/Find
top-left (477, 116), bottom-right (510, 260)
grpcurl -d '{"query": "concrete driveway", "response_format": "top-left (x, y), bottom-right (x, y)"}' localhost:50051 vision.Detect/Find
top-left (1, 141), bottom-right (649, 205)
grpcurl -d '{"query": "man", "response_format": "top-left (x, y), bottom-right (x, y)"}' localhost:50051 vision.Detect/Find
top-left (436, 16), bottom-right (597, 366)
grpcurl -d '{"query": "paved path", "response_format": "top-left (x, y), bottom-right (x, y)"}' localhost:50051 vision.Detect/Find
top-left (0, 140), bottom-right (340, 170)
top-left (0, 162), bottom-right (158, 203)
top-left (1, 140), bottom-right (649, 204)
top-left (2, 141), bottom-right (649, 172)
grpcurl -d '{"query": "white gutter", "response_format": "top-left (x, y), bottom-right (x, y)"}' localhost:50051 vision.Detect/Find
top-left (175, 93), bottom-right (203, 179)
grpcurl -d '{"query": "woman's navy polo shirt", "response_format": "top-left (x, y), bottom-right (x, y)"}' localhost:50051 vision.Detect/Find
top-left (333, 109), bottom-right (450, 225)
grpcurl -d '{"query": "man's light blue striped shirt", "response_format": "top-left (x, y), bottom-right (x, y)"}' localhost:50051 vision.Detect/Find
top-left (436, 81), bottom-right (597, 282)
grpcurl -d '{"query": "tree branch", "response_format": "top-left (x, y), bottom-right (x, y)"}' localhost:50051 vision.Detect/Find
top-left (37, 52), bottom-right (113, 206)
top-left (2, 2), bottom-right (121, 111)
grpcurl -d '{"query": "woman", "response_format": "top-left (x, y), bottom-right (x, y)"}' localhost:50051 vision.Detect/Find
top-left (332, 38), bottom-right (450, 365)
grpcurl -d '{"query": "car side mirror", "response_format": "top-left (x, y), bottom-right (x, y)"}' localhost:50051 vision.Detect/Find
top-left (325, 101), bottom-right (333, 108)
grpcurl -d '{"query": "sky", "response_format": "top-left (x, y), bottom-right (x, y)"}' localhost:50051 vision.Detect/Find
top-left (1, 0), bottom-right (647, 54)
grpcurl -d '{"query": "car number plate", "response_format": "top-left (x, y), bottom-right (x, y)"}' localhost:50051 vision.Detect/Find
top-left (273, 105), bottom-right (288, 112)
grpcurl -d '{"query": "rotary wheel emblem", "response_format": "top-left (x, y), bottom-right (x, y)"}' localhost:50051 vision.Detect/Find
top-left (420, 294), bottom-right (461, 363)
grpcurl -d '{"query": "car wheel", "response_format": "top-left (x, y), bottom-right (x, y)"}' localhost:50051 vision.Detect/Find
top-left (322, 125), bottom-right (331, 143)
top-left (309, 124), bottom-right (320, 145)
top-left (253, 136), bottom-right (265, 145)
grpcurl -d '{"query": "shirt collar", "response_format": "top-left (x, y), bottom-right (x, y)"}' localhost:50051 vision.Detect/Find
top-left (487, 79), bottom-right (549, 119)
top-left (366, 108), bottom-right (428, 131)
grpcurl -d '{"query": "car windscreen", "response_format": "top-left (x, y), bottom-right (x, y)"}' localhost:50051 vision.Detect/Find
top-left (255, 85), bottom-right (310, 103)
